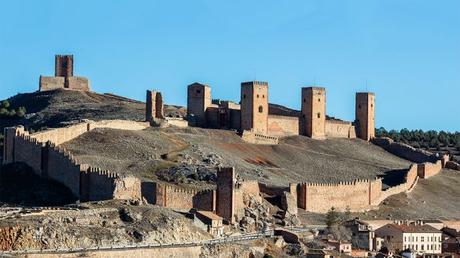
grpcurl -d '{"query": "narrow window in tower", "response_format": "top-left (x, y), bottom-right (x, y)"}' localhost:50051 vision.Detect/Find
top-left (196, 90), bottom-right (201, 94)
top-left (303, 98), bottom-right (306, 103)
top-left (318, 98), bottom-right (321, 102)
top-left (358, 104), bottom-right (362, 109)
top-left (257, 94), bottom-right (259, 98)
top-left (317, 113), bottom-right (321, 118)
top-left (243, 94), bottom-right (246, 99)
top-left (262, 95), bottom-right (265, 98)
top-left (258, 106), bottom-right (263, 113)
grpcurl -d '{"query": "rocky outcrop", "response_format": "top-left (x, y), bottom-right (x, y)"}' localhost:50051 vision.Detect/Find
top-left (445, 161), bottom-right (460, 171)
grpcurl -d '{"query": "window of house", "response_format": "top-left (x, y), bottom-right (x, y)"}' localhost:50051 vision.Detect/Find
top-left (258, 106), bottom-right (263, 113)
top-left (421, 245), bottom-right (424, 251)
top-left (421, 237), bottom-right (424, 241)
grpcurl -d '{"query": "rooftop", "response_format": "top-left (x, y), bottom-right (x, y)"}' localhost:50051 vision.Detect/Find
top-left (383, 223), bottom-right (441, 234)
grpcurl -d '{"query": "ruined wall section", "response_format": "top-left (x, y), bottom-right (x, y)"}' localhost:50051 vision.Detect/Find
top-left (267, 115), bottom-right (299, 136)
top-left (146, 90), bottom-right (164, 122)
top-left (372, 137), bottom-right (438, 163)
top-left (216, 167), bottom-right (235, 223)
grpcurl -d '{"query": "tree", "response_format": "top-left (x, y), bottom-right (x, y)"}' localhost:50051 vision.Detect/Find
top-left (16, 106), bottom-right (26, 118)
top-left (1, 100), bottom-right (10, 109)
top-left (325, 207), bottom-right (341, 228)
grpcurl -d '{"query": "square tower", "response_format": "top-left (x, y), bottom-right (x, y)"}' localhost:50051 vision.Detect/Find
top-left (240, 81), bottom-right (268, 134)
top-left (55, 55), bottom-right (74, 78)
top-left (301, 87), bottom-right (326, 139)
top-left (355, 92), bottom-right (375, 141)
top-left (187, 82), bottom-right (211, 127)
top-left (216, 167), bottom-right (235, 223)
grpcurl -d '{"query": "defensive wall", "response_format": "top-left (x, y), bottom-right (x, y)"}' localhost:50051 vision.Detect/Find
top-left (151, 183), bottom-right (216, 212)
top-left (325, 120), bottom-right (357, 139)
top-left (2, 121), bottom-right (148, 201)
top-left (372, 137), bottom-right (438, 163)
top-left (267, 115), bottom-right (299, 137)
top-left (417, 160), bottom-right (443, 179)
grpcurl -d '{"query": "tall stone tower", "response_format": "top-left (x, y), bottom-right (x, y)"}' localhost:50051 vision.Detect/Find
top-left (55, 55), bottom-right (74, 78)
top-left (187, 82), bottom-right (211, 127)
top-left (146, 90), bottom-right (164, 122)
top-left (355, 92), bottom-right (375, 141)
top-left (216, 167), bottom-right (235, 223)
top-left (301, 87), bottom-right (326, 139)
top-left (240, 81), bottom-right (268, 134)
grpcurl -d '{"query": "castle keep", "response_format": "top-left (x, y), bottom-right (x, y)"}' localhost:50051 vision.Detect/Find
top-left (39, 55), bottom-right (91, 92)
top-left (301, 87), bottom-right (326, 139)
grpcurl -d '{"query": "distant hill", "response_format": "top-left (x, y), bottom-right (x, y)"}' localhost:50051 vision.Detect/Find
top-left (0, 89), bottom-right (186, 132)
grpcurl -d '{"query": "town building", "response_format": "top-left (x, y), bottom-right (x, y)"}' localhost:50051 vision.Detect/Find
top-left (193, 210), bottom-right (224, 237)
top-left (375, 222), bottom-right (442, 255)
top-left (344, 219), bottom-right (377, 251)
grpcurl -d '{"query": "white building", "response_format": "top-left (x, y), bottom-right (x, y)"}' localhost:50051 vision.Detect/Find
top-left (375, 222), bottom-right (442, 254)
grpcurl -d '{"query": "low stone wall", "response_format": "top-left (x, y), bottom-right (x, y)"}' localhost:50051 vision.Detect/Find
top-left (165, 117), bottom-right (188, 128)
top-left (417, 160), bottom-right (442, 179)
top-left (372, 137), bottom-right (437, 163)
top-left (31, 120), bottom-right (150, 146)
top-left (325, 120), bottom-right (356, 139)
top-left (267, 115), bottom-right (299, 137)
top-left (241, 130), bottom-right (279, 145)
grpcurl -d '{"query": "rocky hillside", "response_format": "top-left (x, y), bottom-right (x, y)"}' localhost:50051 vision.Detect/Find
top-left (0, 89), bottom-right (186, 132)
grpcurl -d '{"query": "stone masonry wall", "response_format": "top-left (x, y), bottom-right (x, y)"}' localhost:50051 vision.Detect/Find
top-left (372, 137), bottom-right (438, 163)
top-left (325, 120), bottom-right (356, 139)
top-left (39, 76), bottom-right (65, 92)
top-left (153, 184), bottom-right (215, 211)
top-left (31, 120), bottom-right (150, 146)
top-left (267, 115), bottom-right (299, 137)
top-left (417, 160), bottom-right (443, 179)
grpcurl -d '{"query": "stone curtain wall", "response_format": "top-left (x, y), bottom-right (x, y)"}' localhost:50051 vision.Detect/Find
top-left (325, 120), bottom-right (357, 139)
top-left (3, 125), bottom-right (143, 201)
top-left (298, 179), bottom-right (382, 213)
top-left (31, 120), bottom-right (150, 146)
top-left (372, 137), bottom-right (438, 163)
top-left (417, 161), bottom-right (443, 179)
top-left (152, 183), bottom-right (215, 211)
top-left (267, 115), bottom-right (299, 137)
top-left (297, 164), bottom-right (421, 213)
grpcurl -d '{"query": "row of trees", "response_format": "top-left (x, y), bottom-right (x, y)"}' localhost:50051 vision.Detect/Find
top-left (376, 127), bottom-right (460, 151)
top-left (0, 100), bottom-right (26, 119)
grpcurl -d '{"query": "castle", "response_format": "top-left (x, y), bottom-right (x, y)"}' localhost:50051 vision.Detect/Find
top-left (2, 54), bottom-right (447, 223)
top-left (39, 55), bottom-right (91, 92)
top-left (186, 81), bottom-right (375, 141)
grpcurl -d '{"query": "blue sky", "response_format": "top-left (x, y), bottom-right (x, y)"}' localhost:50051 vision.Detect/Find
top-left (0, 0), bottom-right (459, 131)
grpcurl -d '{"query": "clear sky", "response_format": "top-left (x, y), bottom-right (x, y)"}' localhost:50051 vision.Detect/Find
top-left (0, 0), bottom-right (459, 131)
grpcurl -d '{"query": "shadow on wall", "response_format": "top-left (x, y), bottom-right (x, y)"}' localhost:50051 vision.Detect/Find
top-left (0, 162), bottom-right (77, 206)
top-left (380, 169), bottom-right (408, 189)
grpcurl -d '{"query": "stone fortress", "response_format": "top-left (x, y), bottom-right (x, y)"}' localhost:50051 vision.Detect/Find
top-left (186, 81), bottom-right (374, 143)
top-left (2, 55), bottom-right (453, 226)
